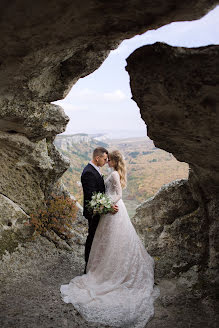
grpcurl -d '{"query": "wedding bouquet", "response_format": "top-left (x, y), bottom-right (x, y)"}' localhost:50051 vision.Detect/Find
top-left (86, 192), bottom-right (113, 216)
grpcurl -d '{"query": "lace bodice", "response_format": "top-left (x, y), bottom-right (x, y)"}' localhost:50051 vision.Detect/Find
top-left (105, 170), bottom-right (122, 204)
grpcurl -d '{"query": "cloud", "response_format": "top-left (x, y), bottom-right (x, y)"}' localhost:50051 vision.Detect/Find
top-left (63, 88), bottom-right (128, 104)
top-left (103, 89), bottom-right (126, 101)
top-left (52, 101), bottom-right (88, 112)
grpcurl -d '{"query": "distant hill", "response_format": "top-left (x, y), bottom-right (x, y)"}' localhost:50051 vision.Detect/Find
top-left (54, 134), bottom-right (188, 217)
top-left (108, 137), bottom-right (188, 216)
top-left (55, 133), bottom-right (108, 150)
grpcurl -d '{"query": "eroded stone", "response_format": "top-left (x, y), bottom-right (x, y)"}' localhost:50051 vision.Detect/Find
top-left (0, 132), bottom-right (69, 213)
top-left (0, 1), bottom-right (218, 327)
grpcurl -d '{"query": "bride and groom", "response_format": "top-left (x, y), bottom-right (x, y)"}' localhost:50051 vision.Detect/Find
top-left (60, 147), bottom-right (158, 327)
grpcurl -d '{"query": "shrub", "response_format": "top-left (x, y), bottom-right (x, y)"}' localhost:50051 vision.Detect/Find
top-left (142, 151), bottom-right (154, 155)
top-left (26, 194), bottom-right (78, 239)
top-left (129, 151), bottom-right (140, 158)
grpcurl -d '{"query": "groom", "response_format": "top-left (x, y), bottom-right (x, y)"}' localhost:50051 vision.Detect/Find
top-left (81, 147), bottom-right (118, 274)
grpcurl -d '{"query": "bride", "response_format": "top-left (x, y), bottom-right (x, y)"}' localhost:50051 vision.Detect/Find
top-left (60, 150), bottom-right (158, 328)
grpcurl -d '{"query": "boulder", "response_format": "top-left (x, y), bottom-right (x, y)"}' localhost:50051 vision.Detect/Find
top-left (0, 132), bottom-right (69, 214)
top-left (126, 42), bottom-right (219, 275)
top-left (133, 179), bottom-right (207, 279)
top-left (127, 43), bottom-right (219, 326)
top-left (126, 43), bottom-right (219, 187)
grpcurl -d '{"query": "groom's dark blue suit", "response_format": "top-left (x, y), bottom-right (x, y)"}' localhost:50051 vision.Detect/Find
top-left (81, 163), bottom-right (105, 273)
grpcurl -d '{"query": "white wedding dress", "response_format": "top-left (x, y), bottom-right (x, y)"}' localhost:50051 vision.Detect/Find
top-left (60, 170), bottom-right (159, 327)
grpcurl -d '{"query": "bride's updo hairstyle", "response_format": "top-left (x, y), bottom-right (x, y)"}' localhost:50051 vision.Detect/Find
top-left (109, 150), bottom-right (127, 189)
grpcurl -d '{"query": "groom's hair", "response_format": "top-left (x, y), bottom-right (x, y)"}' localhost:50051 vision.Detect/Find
top-left (93, 147), bottom-right (108, 158)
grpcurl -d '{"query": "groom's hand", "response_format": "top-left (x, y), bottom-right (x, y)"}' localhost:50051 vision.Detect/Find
top-left (111, 205), bottom-right (119, 214)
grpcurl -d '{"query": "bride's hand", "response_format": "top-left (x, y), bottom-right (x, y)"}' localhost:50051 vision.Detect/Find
top-left (111, 204), bottom-right (119, 214)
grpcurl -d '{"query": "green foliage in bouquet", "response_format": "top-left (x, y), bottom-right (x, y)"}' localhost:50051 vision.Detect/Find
top-left (26, 194), bottom-right (78, 238)
top-left (86, 192), bottom-right (113, 216)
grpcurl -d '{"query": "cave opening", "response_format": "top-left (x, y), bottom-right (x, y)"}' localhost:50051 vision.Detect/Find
top-left (0, 2), bottom-right (218, 327)
top-left (52, 6), bottom-right (218, 216)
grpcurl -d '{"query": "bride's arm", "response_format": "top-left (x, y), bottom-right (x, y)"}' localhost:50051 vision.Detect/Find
top-left (110, 171), bottom-right (122, 204)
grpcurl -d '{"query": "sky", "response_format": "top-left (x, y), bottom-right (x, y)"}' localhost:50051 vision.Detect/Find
top-left (54, 5), bottom-right (219, 139)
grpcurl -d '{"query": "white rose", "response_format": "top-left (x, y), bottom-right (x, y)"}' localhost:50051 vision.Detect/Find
top-left (90, 201), bottom-right (96, 207)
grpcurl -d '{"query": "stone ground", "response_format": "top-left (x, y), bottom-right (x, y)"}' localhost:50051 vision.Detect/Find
top-left (0, 237), bottom-right (217, 328)
top-left (0, 237), bottom-right (112, 328)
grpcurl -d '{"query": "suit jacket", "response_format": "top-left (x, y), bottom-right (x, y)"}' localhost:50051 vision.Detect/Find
top-left (81, 163), bottom-right (105, 218)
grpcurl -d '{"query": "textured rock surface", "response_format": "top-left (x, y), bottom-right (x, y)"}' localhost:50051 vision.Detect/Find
top-left (0, 0), bottom-right (216, 102)
top-left (0, 99), bottom-right (69, 140)
top-left (0, 194), bottom-right (31, 257)
top-left (0, 0), bottom-right (217, 259)
top-left (126, 43), bottom-right (219, 182)
top-left (146, 277), bottom-right (218, 328)
top-left (127, 43), bottom-right (219, 327)
top-left (0, 194), bottom-right (29, 228)
top-left (0, 213), bottom-right (111, 328)
top-left (132, 179), bottom-right (218, 328)
top-left (133, 179), bottom-right (207, 279)
top-left (0, 132), bottom-right (69, 214)
top-left (0, 131), bottom-right (69, 256)
top-left (0, 236), bottom-right (109, 328)
top-left (0, 0), bottom-right (217, 247)
top-left (126, 43), bottom-right (219, 274)
top-left (0, 216), bottom-right (217, 328)
top-left (0, 1), bottom-right (219, 327)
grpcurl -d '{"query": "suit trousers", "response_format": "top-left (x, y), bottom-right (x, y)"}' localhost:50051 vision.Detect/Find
top-left (84, 214), bottom-right (100, 272)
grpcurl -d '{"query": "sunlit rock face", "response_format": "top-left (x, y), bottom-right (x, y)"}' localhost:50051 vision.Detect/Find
top-left (0, 132), bottom-right (69, 211)
top-left (132, 178), bottom-right (218, 328)
top-left (133, 179), bottom-right (205, 278)
top-left (127, 42), bottom-right (218, 326)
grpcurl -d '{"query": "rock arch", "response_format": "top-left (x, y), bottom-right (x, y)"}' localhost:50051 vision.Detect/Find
top-left (0, 1), bottom-right (218, 327)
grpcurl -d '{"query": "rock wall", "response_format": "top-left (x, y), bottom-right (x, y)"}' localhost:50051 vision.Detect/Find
top-left (126, 43), bottom-right (219, 276)
top-left (133, 178), bottom-right (207, 278)
top-left (132, 177), bottom-right (218, 327)
top-left (127, 43), bottom-right (219, 325)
